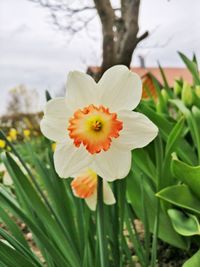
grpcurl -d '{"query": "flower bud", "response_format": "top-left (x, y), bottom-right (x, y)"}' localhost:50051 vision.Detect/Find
top-left (173, 80), bottom-right (182, 96)
top-left (181, 82), bottom-right (194, 108)
top-left (195, 85), bottom-right (200, 98)
top-left (161, 88), bottom-right (170, 103)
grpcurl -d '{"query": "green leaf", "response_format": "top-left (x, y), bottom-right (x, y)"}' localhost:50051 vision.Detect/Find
top-left (171, 157), bottom-right (200, 199)
top-left (162, 116), bottom-right (185, 187)
top-left (127, 170), bottom-right (187, 249)
top-left (168, 209), bottom-right (200, 236)
top-left (0, 206), bottom-right (29, 249)
top-left (0, 227), bottom-right (43, 267)
top-left (157, 184), bottom-right (200, 214)
top-left (0, 187), bottom-right (72, 267)
top-left (165, 116), bottom-right (185, 157)
top-left (45, 90), bottom-right (52, 101)
top-left (192, 106), bottom-right (200, 138)
top-left (0, 240), bottom-right (38, 267)
top-left (170, 99), bottom-right (200, 163)
top-left (1, 152), bottom-right (80, 267)
top-left (132, 149), bottom-right (156, 182)
top-left (179, 52), bottom-right (200, 85)
top-left (138, 101), bottom-right (197, 165)
top-left (158, 63), bottom-right (173, 97)
top-left (183, 250), bottom-right (200, 267)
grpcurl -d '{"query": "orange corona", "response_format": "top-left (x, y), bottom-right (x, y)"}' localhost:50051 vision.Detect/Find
top-left (71, 169), bottom-right (97, 199)
top-left (68, 104), bottom-right (123, 154)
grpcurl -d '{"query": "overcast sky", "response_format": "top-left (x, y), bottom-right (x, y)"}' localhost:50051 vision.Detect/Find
top-left (0, 0), bottom-right (200, 114)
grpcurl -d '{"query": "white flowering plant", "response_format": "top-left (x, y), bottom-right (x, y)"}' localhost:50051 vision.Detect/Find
top-left (0, 54), bottom-right (200, 266)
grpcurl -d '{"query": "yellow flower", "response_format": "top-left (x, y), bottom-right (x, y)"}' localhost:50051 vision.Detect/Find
top-left (71, 169), bottom-right (115, 210)
top-left (23, 129), bottom-right (31, 139)
top-left (9, 128), bottom-right (18, 141)
top-left (0, 139), bottom-right (6, 149)
top-left (51, 142), bottom-right (56, 152)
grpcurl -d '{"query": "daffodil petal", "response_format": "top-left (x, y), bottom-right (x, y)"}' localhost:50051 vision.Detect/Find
top-left (114, 110), bottom-right (158, 150)
top-left (98, 65), bottom-right (142, 112)
top-left (44, 97), bottom-right (70, 119)
top-left (93, 144), bottom-right (131, 181)
top-left (41, 97), bottom-right (71, 142)
top-left (85, 191), bottom-right (97, 211)
top-left (103, 181), bottom-right (116, 205)
top-left (66, 71), bottom-right (98, 110)
top-left (54, 142), bottom-right (93, 178)
top-left (40, 117), bottom-right (68, 142)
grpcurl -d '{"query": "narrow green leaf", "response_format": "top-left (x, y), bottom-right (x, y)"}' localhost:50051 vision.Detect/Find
top-left (0, 240), bottom-right (38, 267)
top-left (0, 228), bottom-right (43, 267)
top-left (165, 116), bottom-right (185, 158)
top-left (178, 52), bottom-right (200, 85)
top-left (0, 206), bottom-right (29, 249)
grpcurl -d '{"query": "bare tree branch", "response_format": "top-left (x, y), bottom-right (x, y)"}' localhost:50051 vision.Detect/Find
top-left (28, 0), bottom-right (152, 77)
top-left (93, 0), bottom-right (116, 72)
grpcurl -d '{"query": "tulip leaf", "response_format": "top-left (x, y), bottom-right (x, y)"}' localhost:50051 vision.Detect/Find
top-left (157, 184), bottom-right (200, 215)
top-left (165, 116), bottom-right (185, 158)
top-left (179, 52), bottom-right (200, 85)
top-left (171, 157), bottom-right (200, 199)
top-left (183, 250), bottom-right (200, 267)
top-left (168, 209), bottom-right (200, 236)
top-left (138, 102), bottom-right (197, 165)
top-left (127, 170), bottom-right (187, 249)
top-left (170, 99), bottom-right (200, 161)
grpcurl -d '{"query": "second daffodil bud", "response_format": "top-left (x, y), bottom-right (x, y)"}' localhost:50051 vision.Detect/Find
top-left (181, 82), bottom-right (194, 108)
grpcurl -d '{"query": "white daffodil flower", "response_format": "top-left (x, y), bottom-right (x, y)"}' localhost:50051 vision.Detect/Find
top-left (71, 169), bottom-right (115, 211)
top-left (41, 65), bottom-right (158, 181)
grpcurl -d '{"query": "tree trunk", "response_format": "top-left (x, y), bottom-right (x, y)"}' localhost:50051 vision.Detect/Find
top-left (93, 0), bottom-right (115, 76)
top-left (94, 0), bottom-right (148, 79)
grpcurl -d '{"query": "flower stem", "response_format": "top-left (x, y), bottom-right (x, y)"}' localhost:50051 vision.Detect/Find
top-left (150, 135), bottom-right (163, 267)
top-left (97, 177), bottom-right (108, 267)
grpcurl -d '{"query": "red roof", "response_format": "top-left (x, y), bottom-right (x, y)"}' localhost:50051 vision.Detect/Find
top-left (132, 67), bottom-right (193, 86)
top-left (88, 66), bottom-right (194, 86)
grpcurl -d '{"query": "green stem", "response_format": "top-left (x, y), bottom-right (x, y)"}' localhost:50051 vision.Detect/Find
top-left (97, 177), bottom-right (108, 267)
top-left (150, 135), bottom-right (163, 267)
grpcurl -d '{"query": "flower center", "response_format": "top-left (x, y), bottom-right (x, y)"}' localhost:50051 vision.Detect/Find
top-left (68, 104), bottom-right (123, 154)
top-left (71, 169), bottom-right (97, 199)
top-left (91, 120), bottom-right (102, 131)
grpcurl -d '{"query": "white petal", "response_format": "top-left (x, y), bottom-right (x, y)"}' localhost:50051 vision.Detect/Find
top-left (114, 110), bottom-right (158, 150)
top-left (66, 71), bottom-right (98, 110)
top-left (41, 98), bottom-right (71, 142)
top-left (44, 97), bottom-right (70, 118)
top-left (40, 117), bottom-right (68, 142)
top-left (3, 171), bottom-right (13, 186)
top-left (85, 191), bottom-right (97, 211)
top-left (103, 181), bottom-right (116, 205)
top-left (0, 163), bottom-right (5, 172)
top-left (54, 142), bottom-right (92, 178)
top-left (92, 144), bottom-right (131, 181)
top-left (98, 65), bottom-right (142, 112)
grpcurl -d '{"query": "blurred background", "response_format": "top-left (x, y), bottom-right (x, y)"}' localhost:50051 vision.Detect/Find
top-left (0, 0), bottom-right (200, 116)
